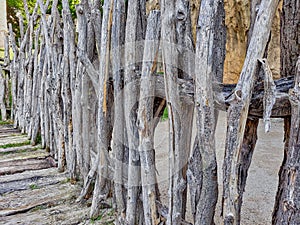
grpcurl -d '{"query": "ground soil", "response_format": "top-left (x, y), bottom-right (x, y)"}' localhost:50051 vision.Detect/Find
top-left (0, 110), bottom-right (284, 224)
top-left (154, 111), bottom-right (284, 225)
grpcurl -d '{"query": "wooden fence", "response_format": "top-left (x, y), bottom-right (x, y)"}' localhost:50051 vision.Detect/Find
top-left (0, 0), bottom-right (299, 224)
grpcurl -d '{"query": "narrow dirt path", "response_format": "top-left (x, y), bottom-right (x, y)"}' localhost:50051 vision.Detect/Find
top-left (0, 124), bottom-right (113, 225)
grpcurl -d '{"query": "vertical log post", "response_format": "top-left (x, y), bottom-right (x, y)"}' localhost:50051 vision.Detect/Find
top-left (222, 1), bottom-right (280, 224)
top-left (189, 0), bottom-right (226, 224)
top-left (273, 0), bottom-right (300, 223)
top-left (111, 0), bottom-right (126, 221)
top-left (62, 0), bottom-right (77, 180)
top-left (124, 0), bottom-right (146, 223)
top-left (90, 0), bottom-right (114, 218)
top-left (0, 66), bottom-right (6, 121)
top-left (137, 10), bottom-right (161, 225)
top-left (161, 0), bottom-right (195, 223)
top-left (272, 57), bottom-right (300, 224)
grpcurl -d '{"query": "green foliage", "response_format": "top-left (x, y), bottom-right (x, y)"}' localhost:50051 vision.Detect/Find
top-left (162, 107), bottom-right (168, 121)
top-left (57, 0), bottom-right (80, 20)
top-left (6, 0), bottom-right (81, 40)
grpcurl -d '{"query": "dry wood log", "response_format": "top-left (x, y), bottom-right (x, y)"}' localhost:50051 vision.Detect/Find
top-left (81, 0), bottom-right (93, 183)
top-left (62, 0), bottom-right (77, 180)
top-left (73, 3), bottom-right (86, 177)
top-left (137, 10), bottom-right (161, 225)
top-left (0, 67), bottom-right (6, 121)
top-left (272, 57), bottom-right (300, 224)
top-left (175, 1), bottom-right (195, 219)
top-left (111, 0), bottom-right (127, 221)
top-left (0, 157), bottom-right (55, 176)
top-left (22, 9), bottom-right (34, 135)
top-left (273, 1), bottom-right (300, 223)
top-left (90, 0), bottom-right (114, 218)
top-left (8, 24), bottom-right (18, 122)
top-left (221, 1), bottom-right (280, 224)
top-left (161, 0), bottom-right (195, 223)
top-left (29, 27), bottom-right (42, 145)
top-left (38, 0), bottom-right (54, 153)
top-left (190, 0), bottom-right (226, 224)
top-left (123, 0), bottom-right (146, 223)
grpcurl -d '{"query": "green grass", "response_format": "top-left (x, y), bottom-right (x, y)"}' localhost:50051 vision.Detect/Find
top-left (0, 120), bottom-right (13, 125)
top-left (90, 213), bottom-right (104, 223)
top-left (60, 178), bottom-right (71, 184)
top-left (29, 183), bottom-right (39, 190)
top-left (0, 140), bottom-right (31, 149)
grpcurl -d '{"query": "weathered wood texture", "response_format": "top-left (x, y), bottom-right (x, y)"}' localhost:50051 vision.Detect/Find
top-left (90, 0), bottom-right (113, 218)
top-left (111, 0), bottom-right (126, 222)
top-left (137, 10), bottom-right (161, 225)
top-left (280, 0), bottom-right (300, 79)
top-left (272, 1), bottom-right (300, 223)
top-left (3, 0), bottom-right (299, 224)
top-left (123, 0), bottom-right (146, 223)
top-left (0, 66), bottom-right (6, 121)
top-left (273, 57), bottom-right (300, 225)
top-left (222, 0), bottom-right (280, 224)
top-left (161, 0), bottom-right (195, 223)
top-left (188, 0), bottom-right (226, 224)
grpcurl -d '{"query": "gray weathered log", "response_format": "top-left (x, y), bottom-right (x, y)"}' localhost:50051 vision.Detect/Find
top-left (137, 10), bottom-right (161, 225)
top-left (124, 0), bottom-right (146, 223)
top-left (111, 0), bottom-right (127, 222)
top-left (29, 26), bottom-right (41, 145)
top-left (62, 0), bottom-right (77, 180)
top-left (90, 0), bottom-right (114, 218)
top-left (190, 0), bottom-right (226, 224)
top-left (161, 0), bottom-right (195, 223)
top-left (272, 56), bottom-right (300, 224)
top-left (222, 0), bottom-right (280, 224)
top-left (273, 1), bottom-right (300, 223)
top-left (0, 67), bottom-right (7, 121)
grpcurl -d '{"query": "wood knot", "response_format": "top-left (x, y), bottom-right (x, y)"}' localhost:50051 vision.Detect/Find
top-left (289, 88), bottom-right (300, 105)
top-left (224, 213), bottom-right (234, 224)
top-left (177, 10), bottom-right (186, 21)
top-left (76, 5), bottom-right (84, 14)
